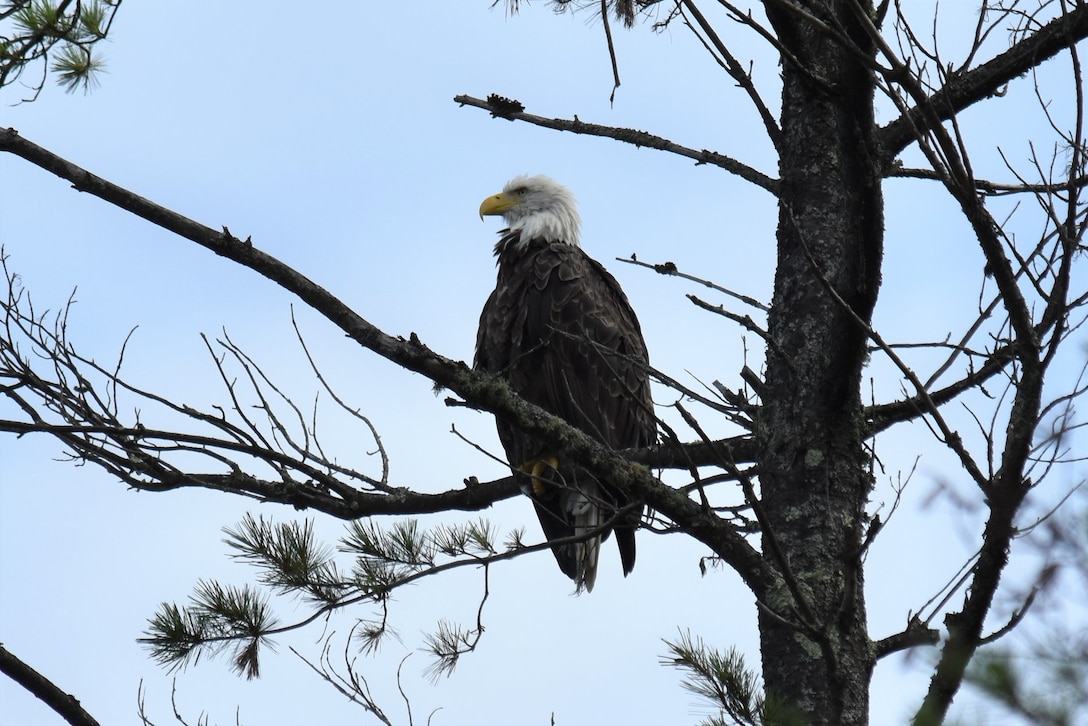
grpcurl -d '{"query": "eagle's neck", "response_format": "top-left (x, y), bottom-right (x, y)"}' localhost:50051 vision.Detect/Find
top-left (493, 229), bottom-right (575, 259)
top-left (497, 207), bottom-right (581, 255)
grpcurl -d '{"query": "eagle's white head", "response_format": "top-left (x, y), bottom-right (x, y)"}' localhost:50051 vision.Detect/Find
top-left (479, 174), bottom-right (582, 248)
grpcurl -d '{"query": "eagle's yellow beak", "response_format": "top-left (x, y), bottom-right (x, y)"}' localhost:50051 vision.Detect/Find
top-left (479, 192), bottom-right (521, 220)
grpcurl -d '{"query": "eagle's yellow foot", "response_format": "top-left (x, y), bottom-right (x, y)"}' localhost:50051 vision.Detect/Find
top-left (518, 456), bottom-right (559, 496)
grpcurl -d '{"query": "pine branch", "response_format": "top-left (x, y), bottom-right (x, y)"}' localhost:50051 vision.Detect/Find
top-left (140, 515), bottom-right (503, 678)
top-left (141, 582), bottom-right (277, 680)
top-left (225, 514), bottom-right (349, 605)
top-left (0, 0), bottom-right (121, 99)
top-left (661, 631), bottom-right (764, 726)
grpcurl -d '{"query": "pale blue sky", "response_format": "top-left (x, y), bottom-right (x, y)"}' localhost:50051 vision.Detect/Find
top-left (2, 2), bottom-right (1084, 725)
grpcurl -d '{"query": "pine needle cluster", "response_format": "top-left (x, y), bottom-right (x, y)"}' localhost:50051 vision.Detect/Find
top-left (1, 1), bottom-right (121, 97)
top-left (141, 514), bottom-right (506, 680)
top-left (663, 630), bottom-right (803, 726)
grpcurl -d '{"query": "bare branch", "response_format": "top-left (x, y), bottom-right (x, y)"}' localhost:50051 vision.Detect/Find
top-left (873, 617), bottom-right (941, 660)
top-left (0, 644), bottom-right (102, 726)
top-left (878, 4), bottom-right (1088, 160)
top-left (618, 255), bottom-right (769, 312)
top-left (676, 0), bottom-right (782, 149)
top-left (452, 94), bottom-right (780, 194)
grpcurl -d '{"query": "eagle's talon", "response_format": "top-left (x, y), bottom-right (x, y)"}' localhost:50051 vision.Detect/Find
top-left (518, 456), bottom-right (559, 496)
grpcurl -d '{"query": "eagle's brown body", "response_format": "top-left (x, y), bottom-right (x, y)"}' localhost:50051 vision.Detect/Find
top-left (474, 175), bottom-right (655, 591)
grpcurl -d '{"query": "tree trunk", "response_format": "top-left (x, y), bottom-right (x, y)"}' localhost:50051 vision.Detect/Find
top-left (758, 2), bottom-right (883, 723)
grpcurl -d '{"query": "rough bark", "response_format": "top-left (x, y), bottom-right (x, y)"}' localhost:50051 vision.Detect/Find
top-left (757, 2), bottom-right (883, 723)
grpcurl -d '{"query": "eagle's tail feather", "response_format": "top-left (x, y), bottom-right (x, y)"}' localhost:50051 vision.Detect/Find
top-left (568, 490), bottom-right (604, 593)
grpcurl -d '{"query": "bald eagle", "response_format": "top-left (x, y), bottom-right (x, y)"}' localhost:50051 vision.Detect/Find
top-left (474, 175), bottom-right (655, 591)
